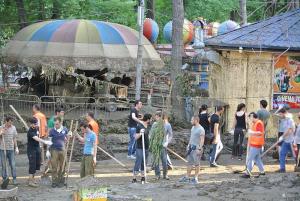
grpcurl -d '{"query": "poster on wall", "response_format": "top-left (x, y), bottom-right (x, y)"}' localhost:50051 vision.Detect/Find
top-left (273, 55), bottom-right (300, 109)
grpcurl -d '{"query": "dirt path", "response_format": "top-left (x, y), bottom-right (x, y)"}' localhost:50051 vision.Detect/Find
top-left (1, 153), bottom-right (299, 201)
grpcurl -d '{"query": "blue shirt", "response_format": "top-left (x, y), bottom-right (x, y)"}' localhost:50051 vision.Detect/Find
top-left (84, 130), bottom-right (96, 155)
top-left (49, 126), bottom-right (68, 151)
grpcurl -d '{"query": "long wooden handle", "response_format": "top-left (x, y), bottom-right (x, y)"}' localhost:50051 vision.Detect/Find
top-left (261, 141), bottom-right (279, 158)
top-left (97, 146), bottom-right (126, 167)
top-left (62, 120), bottom-right (74, 171)
top-left (65, 121), bottom-right (78, 185)
top-left (167, 147), bottom-right (188, 163)
top-left (9, 105), bottom-right (29, 130)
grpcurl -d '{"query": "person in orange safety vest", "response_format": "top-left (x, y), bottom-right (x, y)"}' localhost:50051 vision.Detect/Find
top-left (241, 112), bottom-right (265, 178)
top-left (33, 104), bottom-right (47, 138)
top-left (33, 104), bottom-right (48, 164)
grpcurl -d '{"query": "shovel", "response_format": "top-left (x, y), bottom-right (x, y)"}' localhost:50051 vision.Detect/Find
top-left (65, 121), bottom-right (78, 187)
top-left (1, 132), bottom-right (10, 189)
top-left (59, 120), bottom-right (74, 184)
top-left (40, 145), bottom-right (52, 185)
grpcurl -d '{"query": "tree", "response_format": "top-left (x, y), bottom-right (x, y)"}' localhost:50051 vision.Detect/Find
top-left (15, 0), bottom-right (28, 29)
top-left (239, 0), bottom-right (247, 25)
top-left (288, 0), bottom-right (300, 10)
top-left (38, 0), bottom-right (46, 20)
top-left (170, 0), bottom-right (184, 118)
top-left (146, 0), bottom-right (155, 19)
top-left (51, 0), bottom-right (61, 19)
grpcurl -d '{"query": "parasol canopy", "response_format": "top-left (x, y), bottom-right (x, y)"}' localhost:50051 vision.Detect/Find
top-left (1, 20), bottom-right (164, 72)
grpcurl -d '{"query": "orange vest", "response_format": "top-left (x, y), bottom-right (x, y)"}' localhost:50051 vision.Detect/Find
top-left (34, 112), bottom-right (47, 138)
top-left (89, 119), bottom-right (99, 144)
top-left (249, 120), bottom-right (265, 147)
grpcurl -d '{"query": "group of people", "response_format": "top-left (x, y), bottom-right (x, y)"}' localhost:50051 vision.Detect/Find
top-left (1, 98), bottom-right (300, 188)
top-left (0, 104), bottom-right (100, 188)
top-left (127, 99), bottom-right (226, 184)
top-left (128, 99), bottom-right (300, 184)
top-left (127, 100), bottom-right (174, 183)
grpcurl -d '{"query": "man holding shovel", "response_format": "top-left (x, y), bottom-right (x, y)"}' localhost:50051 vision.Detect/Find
top-left (277, 108), bottom-right (296, 173)
top-left (0, 116), bottom-right (19, 186)
top-left (48, 117), bottom-right (70, 188)
top-left (75, 122), bottom-right (97, 178)
top-left (132, 114), bottom-right (152, 184)
top-left (241, 112), bottom-right (265, 178)
top-left (86, 112), bottom-right (99, 165)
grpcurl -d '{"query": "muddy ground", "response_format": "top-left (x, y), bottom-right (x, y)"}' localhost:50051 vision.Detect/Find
top-left (1, 127), bottom-right (299, 201)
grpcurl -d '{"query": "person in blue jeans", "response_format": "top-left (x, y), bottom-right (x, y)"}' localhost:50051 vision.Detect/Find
top-left (0, 116), bottom-right (19, 185)
top-left (127, 100), bottom-right (143, 159)
top-left (132, 113), bottom-right (152, 184)
top-left (276, 108), bottom-right (295, 173)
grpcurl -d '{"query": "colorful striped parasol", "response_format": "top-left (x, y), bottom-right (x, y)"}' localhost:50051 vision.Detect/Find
top-left (1, 20), bottom-right (163, 72)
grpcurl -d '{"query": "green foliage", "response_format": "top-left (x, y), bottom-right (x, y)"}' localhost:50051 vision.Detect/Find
top-left (149, 119), bottom-right (165, 166)
top-left (0, 27), bottom-right (14, 49)
top-left (185, 0), bottom-right (238, 22)
top-left (176, 72), bottom-right (193, 97)
top-left (0, 0), bottom-right (295, 45)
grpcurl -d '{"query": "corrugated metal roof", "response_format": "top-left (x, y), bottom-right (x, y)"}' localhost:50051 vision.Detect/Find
top-left (205, 9), bottom-right (300, 51)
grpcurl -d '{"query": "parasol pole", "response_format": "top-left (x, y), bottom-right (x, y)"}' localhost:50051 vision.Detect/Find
top-left (135, 0), bottom-right (145, 100)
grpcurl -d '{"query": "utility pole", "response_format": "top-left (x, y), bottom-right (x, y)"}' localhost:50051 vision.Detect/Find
top-left (135, 0), bottom-right (145, 100)
top-left (239, 0), bottom-right (247, 25)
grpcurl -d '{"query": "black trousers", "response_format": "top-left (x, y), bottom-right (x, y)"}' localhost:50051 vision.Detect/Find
top-left (232, 128), bottom-right (244, 157)
top-left (27, 147), bottom-right (41, 175)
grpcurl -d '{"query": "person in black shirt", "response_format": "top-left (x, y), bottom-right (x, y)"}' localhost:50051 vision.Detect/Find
top-left (132, 113), bottom-right (152, 184)
top-left (199, 104), bottom-right (210, 160)
top-left (27, 117), bottom-right (52, 187)
top-left (231, 103), bottom-right (247, 160)
top-left (127, 100), bottom-right (143, 159)
top-left (209, 106), bottom-right (224, 167)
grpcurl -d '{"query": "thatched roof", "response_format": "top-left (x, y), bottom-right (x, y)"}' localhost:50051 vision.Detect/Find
top-left (1, 20), bottom-right (164, 72)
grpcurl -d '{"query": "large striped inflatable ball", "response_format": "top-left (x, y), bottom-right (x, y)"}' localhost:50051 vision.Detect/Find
top-left (217, 20), bottom-right (240, 35)
top-left (163, 19), bottom-right (194, 44)
top-left (143, 18), bottom-right (159, 43)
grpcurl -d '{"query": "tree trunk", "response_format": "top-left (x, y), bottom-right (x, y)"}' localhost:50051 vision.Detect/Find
top-left (296, 0), bottom-right (300, 8)
top-left (170, 0), bottom-right (184, 118)
top-left (230, 10), bottom-right (239, 21)
top-left (38, 0), bottom-right (45, 20)
top-left (265, 0), bottom-right (277, 17)
top-left (288, 0), bottom-right (300, 10)
top-left (15, 0), bottom-right (28, 29)
top-left (146, 0), bottom-right (155, 19)
top-left (51, 0), bottom-right (61, 19)
top-left (239, 0), bottom-right (247, 25)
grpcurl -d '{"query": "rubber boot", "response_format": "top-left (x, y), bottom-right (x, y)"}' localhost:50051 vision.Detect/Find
top-left (163, 169), bottom-right (169, 180)
top-left (28, 176), bottom-right (38, 187)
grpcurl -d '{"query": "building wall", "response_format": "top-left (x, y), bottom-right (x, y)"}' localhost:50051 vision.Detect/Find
top-left (209, 50), bottom-right (276, 135)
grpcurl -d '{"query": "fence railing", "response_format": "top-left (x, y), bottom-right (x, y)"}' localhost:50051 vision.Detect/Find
top-left (0, 93), bottom-right (170, 120)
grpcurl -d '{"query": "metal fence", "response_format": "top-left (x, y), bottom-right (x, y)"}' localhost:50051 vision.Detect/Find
top-left (0, 92), bottom-right (170, 121)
